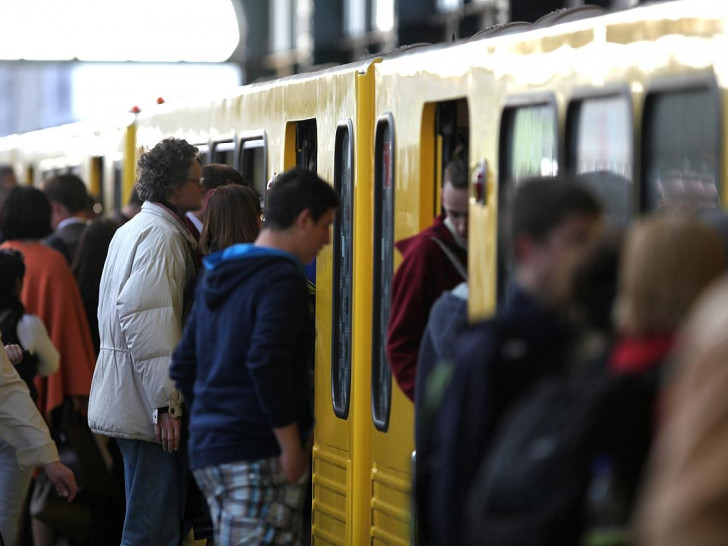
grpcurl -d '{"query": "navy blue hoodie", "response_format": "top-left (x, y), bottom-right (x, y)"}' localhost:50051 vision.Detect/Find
top-left (171, 244), bottom-right (314, 470)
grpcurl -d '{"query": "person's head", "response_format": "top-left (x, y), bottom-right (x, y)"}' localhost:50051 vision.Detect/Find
top-left (42, 174), bottom-right (88, 228)
top-left (263, 167), bottom-right (340, 264)
top-left (72, 218), bottom-right (120, 298)
top-left (0, 248), bottom-right (25, 300)
top-left (136, 138), bottom-right (202, 213)
top-left (442, 156), bottom-right (469, 244)
top-left (508, 176), bottom-right (603, 301)
top-left (0, 186), bottom-right (52, 241)
top-left (615, 213), bottom-right (726, 336)
top-left (199, 185), bottom-right (261, 254)
top-left (565, 229), bottom-right (623, 335)
top-left (0, 165), bottom-right (18, 189)
top-left (196, 164), bottom-right (250, 216)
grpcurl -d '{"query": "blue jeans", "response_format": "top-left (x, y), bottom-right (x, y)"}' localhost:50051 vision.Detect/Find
top-left (116, 438), bottom-right (187, 546)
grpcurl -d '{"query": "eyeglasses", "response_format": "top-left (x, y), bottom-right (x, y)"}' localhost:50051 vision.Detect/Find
top-left (186, 177), bottom-right (205, 186)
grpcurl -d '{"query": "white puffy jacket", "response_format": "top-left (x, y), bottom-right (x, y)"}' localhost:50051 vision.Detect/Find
top-left (88, 202), bottom-right (197, 442)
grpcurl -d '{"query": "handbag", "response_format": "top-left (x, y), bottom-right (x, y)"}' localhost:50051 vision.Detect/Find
top-left (30, 469), bottom-right (91, 543)
top-left (29, 399), bottom-right (110, 541)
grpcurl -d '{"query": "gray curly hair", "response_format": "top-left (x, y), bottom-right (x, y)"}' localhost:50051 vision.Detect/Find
top-left (136, 138), bottom-right (199, 202)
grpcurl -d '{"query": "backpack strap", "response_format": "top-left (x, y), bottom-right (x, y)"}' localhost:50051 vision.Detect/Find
top-left (430, 236), bottom-right (467, 281)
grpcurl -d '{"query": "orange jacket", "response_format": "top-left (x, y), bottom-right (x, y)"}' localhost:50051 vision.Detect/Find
top-left (0, 241), bottom-right (95, 416)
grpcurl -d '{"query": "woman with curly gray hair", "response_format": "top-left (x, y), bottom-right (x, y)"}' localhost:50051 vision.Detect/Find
top-left (88, 138), bottom-right (203, 545)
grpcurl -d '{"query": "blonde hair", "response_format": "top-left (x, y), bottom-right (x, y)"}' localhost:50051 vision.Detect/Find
top-left (200, 185), bottom-right (261, 255)
top-left (615, 213), bottom-right (726, 336)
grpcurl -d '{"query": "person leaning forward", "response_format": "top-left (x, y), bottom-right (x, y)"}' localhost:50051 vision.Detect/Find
top-left (171, 167), bottom-right (339, 545)
top-left (87, 138), bottom-right (203, 546)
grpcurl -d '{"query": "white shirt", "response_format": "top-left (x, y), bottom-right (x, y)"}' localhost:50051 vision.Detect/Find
top-left (185, 211), bottom-right (203, 233)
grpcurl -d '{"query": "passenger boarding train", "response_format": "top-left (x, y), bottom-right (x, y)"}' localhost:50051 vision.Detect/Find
top-left (0, 1), bottom-right (725, 543)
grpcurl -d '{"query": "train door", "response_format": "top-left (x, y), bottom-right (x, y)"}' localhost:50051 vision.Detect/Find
top-left (113, 160), bottom-right (123, 212)
top-left (90, 156), bottom-right (104, 216)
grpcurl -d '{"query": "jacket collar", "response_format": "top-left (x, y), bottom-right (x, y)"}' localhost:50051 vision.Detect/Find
top-left (141, 202), bottom-right (198, 250)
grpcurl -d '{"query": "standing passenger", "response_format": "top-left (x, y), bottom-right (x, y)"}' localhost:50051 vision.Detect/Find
top-left (429, 178), bottom-right (603, 545)
top-left (185, 163), bottom-right (250, 236)
top-left (41, 174), bottom-right (89, 264)
top-left (171, 167), bottom-right (339, 545)
top-left (198, 184), bottom-right (261, 255)
top-left (87, 138), bottom-right (202, 546)
top-left (0, 165), bottom-right (18, 189)
top-left (387, 157), bottom-right (469, 401)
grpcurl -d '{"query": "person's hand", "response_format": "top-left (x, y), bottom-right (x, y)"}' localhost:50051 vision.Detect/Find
top-left (43, 461), bottom-right (77, 502)
top-left (4, 344), bottom-right (23, 366)
top-left (155, 412), bottom-right (181, 453)
top-left (280, 445), bottom-right (309, 485)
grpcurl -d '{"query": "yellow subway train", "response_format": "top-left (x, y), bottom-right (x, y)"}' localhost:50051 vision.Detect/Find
top-left (0, 1), bottom-right (726, 543)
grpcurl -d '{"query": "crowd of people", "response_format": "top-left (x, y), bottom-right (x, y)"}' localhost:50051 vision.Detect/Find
top-left (403, 172), bottom-right (728, 545)
top-left (2, 135), bottom-right (728, 546)
top-left (0, 141), bottom-right (335, 546)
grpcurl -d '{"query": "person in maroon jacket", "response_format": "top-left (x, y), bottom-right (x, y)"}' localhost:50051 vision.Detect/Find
top-left (387, 157), bottom-right (468, 401)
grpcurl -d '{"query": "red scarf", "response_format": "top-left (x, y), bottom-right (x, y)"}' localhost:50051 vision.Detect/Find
top-left (609, 333), bottom-right (675, 375)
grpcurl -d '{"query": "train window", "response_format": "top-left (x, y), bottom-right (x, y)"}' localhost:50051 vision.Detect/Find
top-left (211, 140), bottom-right (235, 167)
top-left (642, 87), bottom-right (720, 211)
top-left (567, 94), bottom-right (632, 227)
top-left (500, 102), bottom-right (558, 184)
top-left (296, 119), bottom-right (318, 172)
top-left (239, 136), bottom-right (268, 206)
top-left (195, 144), bottom-right (209, 166)
top-left (372, 113), bottom-right (395, 432)
top-left (332, 120), bottom-right (354, 420)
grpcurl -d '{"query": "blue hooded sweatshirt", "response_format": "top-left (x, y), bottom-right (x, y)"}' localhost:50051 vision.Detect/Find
top-left (171, 244), bottom-right (314, 470)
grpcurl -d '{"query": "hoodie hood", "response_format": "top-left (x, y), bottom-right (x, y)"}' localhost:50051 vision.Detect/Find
top-left (201, 243), bottom-right (302, 309)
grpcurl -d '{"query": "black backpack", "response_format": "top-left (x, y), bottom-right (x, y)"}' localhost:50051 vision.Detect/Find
top-left (463, 367), bottom-right (621, 546)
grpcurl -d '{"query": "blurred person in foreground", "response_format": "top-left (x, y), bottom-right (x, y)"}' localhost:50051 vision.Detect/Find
top-left (636, 272), bottom-right (728, 546)
top-left (171, 167), bottom-right (339, 545)
top-left (428, 177), bottom-right (603, 545)
top-left (0, 343), bottom-right (77, 546)
top-left (87, 138), bottom-right (203, 545)
top-left (0, 249), bottom-right (60, 546)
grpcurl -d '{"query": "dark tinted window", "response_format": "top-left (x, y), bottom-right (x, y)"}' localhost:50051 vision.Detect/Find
top-left (643, 87), bottom-right (720, 211)
top-left (568, 95), bottom-right (632, 226)
top-left (372, 114), bottom-right (395, 432)
top-left (332, 121), bottom-right (354, 419)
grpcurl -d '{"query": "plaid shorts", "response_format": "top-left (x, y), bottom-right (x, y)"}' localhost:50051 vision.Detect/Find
top-left (193, 457), bottom-right (308, 546)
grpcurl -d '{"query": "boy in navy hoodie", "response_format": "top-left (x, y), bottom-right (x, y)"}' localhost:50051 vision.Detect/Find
top-left (171, 167), bottom-right (339, 545)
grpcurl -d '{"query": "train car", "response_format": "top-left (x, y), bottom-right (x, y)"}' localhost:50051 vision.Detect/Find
top-left (0, 115), bottom-right (137, 215)
top-left (133, 59), bottom-right (381, 545)
top-left (0, 1), bottom-right (726, 543)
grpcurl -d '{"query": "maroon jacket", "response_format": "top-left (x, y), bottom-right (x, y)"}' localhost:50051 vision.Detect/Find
top-left (386, 215), bottom-right (467, 400)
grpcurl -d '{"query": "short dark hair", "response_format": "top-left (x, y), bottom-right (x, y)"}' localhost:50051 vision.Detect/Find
top-left (0, 186), bottom-right (52, 240)
top-left (264, 168), bottom-right (340, 230)
top-left (0, 248), bottom-right (25, 297)
top-left (43, 174), bottom-right (88, 213)
top-left (0, 165), bottom-right (15, 182)
top-left (202, 164), bottom-right (249, 192)
top-left (444, 157), bottom-right (468, 190)
top-left (136, 138), bottom-right (199, 202)
top-left (508, 176), bottom-right (602, 250)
